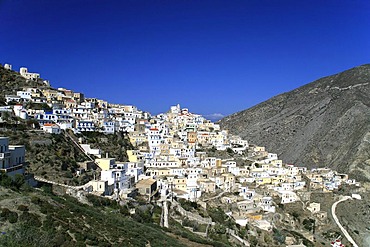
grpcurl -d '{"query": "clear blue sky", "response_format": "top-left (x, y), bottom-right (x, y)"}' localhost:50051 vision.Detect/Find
top-left (1, 0), bottom-right (369, 120)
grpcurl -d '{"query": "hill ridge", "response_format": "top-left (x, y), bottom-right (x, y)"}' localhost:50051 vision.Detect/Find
top-left (219, 64), bottom-right (370, 181)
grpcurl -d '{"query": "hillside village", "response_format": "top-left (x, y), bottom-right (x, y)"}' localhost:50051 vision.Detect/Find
top-left (0, 64), bottom-right (364, 247)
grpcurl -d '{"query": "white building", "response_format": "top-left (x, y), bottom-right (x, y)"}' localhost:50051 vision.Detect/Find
top-left (279, 191), bottom-right (299, 204)
top-left (0, 137), bottom-right (25, 177)
top-left (101, 121), bottom-right (115, 134)
top-left (146, 159), bottom-right (179, 168)
top-left (4, 64), bottom-right (12, 70)
top-left (42, 123), bottom-right (61, 134)
top-left (5, 95), bottom-right (21, 104)
top-left (13, 105), bottom-right (28, 120)
top-left (124, 162), bottom-right (144, 183)
top-left (147, 128), bottom-right (163, 156)
top-left (307, 202), bottom-right (320, 213)
top-left (100, 164), bottom-right (133, 192)
top-left (80, 144), bottom-right (101, 158)
top-left (19, 67), bottom-right (40, 80)
top-left (16, 91), bottom-right (32, 100)
top-left (76, 120), bottom-right (96, 132)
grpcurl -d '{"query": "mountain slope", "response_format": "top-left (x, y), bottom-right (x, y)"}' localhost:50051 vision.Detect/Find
top-left (219, 64), bottom-right (370, 180)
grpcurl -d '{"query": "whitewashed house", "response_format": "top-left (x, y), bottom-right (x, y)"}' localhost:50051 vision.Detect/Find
top-left (42, 123), bottom-right (61, 134)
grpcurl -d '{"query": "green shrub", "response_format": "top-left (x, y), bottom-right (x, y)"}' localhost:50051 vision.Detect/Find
top-left (8, 211), bottom-right (18, 223)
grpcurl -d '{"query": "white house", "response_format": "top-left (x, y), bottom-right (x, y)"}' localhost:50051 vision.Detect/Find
top-left (147, 128), bottom-right (163, 156)
top-left (13, 105), bottom-right (28, 120)
top-left (16, 91), bottom-right (32, 101)
top-left (80, 144), bottom-right (101, 158)
top-left (0, 137), bottom-right (25, 177)
top-left (125, 162), bottom-right (144, 183)
top-left (307, 202), bottom-right (320, 213)
top-left (232, 215), bottom-right (249, 227)
top-left (101, 121), bottom-right (115, 134)
top-left (19, 67), bottom-right (40, 80)
top-left (76, 120), bottom-right (96, 132)
top-left (279, 191), bottom-right (299, 204)
top-left (42, 123), bottom-right (61, 134)
top-left (100, 164), bottom-right (133, 192)
top-left (4, 64), bottom-right (12, 70)
top-left (5, 95), bottom-right (21, 104)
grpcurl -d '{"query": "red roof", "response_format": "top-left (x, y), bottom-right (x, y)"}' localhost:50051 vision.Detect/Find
top-left (43, 123), bottom-right (58, 127)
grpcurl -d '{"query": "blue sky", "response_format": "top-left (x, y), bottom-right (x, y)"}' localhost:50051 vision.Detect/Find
top-left (1, 0), bottom-right (369, 120)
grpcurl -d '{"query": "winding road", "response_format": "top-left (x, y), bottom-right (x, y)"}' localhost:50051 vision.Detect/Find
top-left (331, 196), bottom-right (358, 247)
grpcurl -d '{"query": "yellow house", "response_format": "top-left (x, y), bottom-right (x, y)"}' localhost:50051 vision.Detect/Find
top-left (63, 98), bottom-right (77, 109)
top-left (187, 131), bottom-right (197, 144)
top-left (216, 158), bottom-right (222, 168)
top-left (95, 158), bottom-right (115, 171)
top-left (73, 92), bottom-right (85, 104)
top-left (146, 168), bottom-right (171, 177)
top-left (239, 168), bottom-right (250, 176)
top-left (127, 150), bottom-right (144, 162)
top-left (128, 131), bottom-right (147, 146)
top-left (42, 89), bottom-right (58, 100)
top-left (271, 174), bottom-right (286, 185)
top-left (222, 173), bottom-right (236, 191)
top-left (247, 213), bottom-right (263, 221)
top-left (174, 176), bottom-right (187, 191)
top-left (212, 166), bottom-right (227, 176)
top-left (160, 143), bottom-right (170, 156)
top-left (270, 159), bottom-right (283, 167)
top-left (253, 146), bottom-right (265, 152)
top-left (197, 179), bottom-right (216, 193)
top-left (89, 180), bottom-right (113, 196)
top-left (256, 177), bottom-right (272, 186)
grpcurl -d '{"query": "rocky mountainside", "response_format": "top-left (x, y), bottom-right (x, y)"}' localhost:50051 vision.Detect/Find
top-left (219, 64), bottom-right (370, 181)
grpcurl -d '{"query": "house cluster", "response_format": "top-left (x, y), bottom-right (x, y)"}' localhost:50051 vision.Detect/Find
top-left (81, 103), bottom-right (358, 233)
top-left (1, 64), bottom-right (359, 239)
top-left (2, 69), bottom-right (149, 135)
